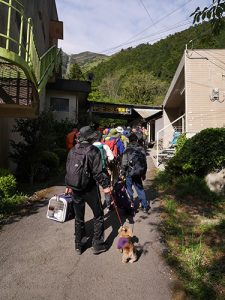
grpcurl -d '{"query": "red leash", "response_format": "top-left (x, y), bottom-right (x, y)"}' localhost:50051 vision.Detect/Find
top-left (110, 192), bottom-right (123, 227)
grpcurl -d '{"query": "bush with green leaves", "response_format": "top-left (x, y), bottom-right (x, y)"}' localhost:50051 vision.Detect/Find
top-left (167, 128), bottom-right (225, 177)
top-left (175, 175), bottom-right (219, 202)
top-left (52, 119), bottom-right (75, 149)
top-left (10, 111), bottom-right (73, 184)
top-left (0, 168), bottom-right (11, 177)
top-left (39, 151), bottom-right (60, 170)
top-left (175, 133), bottom-right (187, 154)
top-left (53, 148), bottom-right (68, 164)
top-left (0, 194), bottom-right (28, 214)
top-left (0, 170), bottom-right (17, 198)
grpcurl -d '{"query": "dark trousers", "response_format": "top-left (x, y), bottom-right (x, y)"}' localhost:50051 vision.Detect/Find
top-left (72, 185), bottom-right (104, 246)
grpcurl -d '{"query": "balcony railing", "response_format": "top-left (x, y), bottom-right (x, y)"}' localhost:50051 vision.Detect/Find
top-left (0, 0), bottom-right (61, 93)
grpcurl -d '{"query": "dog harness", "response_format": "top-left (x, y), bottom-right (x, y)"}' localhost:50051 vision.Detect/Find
top-left (117, 237), bottom-right (129, 249)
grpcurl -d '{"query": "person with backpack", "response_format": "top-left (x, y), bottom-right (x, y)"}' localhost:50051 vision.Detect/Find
top-left (92, 132), bottom-right (114, 212)
top-left (65, 126), bottom-right (112, 255)
top-left (120, 133), bottom-right (150, 214)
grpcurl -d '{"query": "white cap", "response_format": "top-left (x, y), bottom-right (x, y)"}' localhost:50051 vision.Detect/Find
top-left (116, 126), bottom-right (123, 133)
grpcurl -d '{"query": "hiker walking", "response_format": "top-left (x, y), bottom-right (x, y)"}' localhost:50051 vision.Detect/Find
top-left (120, 133), bottom-right (150, 213)
top-left (65, 126), bottom-right (112, 255)
top-left (66, 127), bottom-right (78, 151)
top-left (92, 131), bottom-right (114, 212)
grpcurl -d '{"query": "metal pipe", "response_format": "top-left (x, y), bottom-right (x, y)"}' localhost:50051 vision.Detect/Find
top-left (18, 14), bottom-right (24, 56)
top-left (6, 0), bottom-right (12, 50)
top-left (25, 18), bottom-right (31, 62)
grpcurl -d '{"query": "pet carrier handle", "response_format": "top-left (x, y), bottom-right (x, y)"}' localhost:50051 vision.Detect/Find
top-left (110, 192), bottom-right (123, 227)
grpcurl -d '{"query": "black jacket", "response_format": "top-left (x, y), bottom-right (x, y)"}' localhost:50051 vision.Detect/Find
top-left (121, 141), bottom-right (147, 176)
top-left (66, 142), bottom-right (110, 189)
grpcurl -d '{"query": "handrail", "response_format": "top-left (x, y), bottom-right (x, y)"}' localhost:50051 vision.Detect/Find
top-left (0, 0), bottom-right (61, 93)
top-left (156, 114), bottom-right (185, 166)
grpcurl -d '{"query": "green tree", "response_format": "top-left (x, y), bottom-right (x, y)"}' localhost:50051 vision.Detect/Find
top-left (10, 112), bottom-right (74, 184)
top-left (67, 62), bottom-right (84, 80)
top-left (120, 71), bottom-right (168, 105)
top-left (99, 72), bottom-right (122, 99)
top-left (191, 0), bottom-right (225, 33)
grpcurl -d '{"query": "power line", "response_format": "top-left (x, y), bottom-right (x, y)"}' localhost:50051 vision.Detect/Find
top-left (124, 0), bottom-right (194, 44)
top-left (190, 50), bottom-right (225, 73)
top-left (138, 0), bottom-right (155, 25)
top-left (79, 20), bottom-right (192, 74)
top-left (103, 20), bottom-right (192, 54)
top-left (77, 18), bottom-right (192, 63)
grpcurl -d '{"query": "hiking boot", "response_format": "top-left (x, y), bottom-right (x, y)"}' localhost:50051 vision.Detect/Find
top-left (92, 243), bottom-right (107, 255)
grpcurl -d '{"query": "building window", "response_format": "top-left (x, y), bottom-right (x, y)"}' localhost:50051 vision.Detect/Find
top-left (50, 97), bottom-right (69, 112)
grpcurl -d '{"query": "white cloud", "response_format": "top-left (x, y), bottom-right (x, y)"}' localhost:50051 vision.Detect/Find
top-left (56, 0), bottom-right (212, 55)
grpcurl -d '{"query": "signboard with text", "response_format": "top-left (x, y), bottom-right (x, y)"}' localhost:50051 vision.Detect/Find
top-left (91, 104), bottom-right (132, 115)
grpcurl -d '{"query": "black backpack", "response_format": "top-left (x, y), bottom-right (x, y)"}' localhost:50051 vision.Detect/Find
top-left (65, 144), bottom-right (92, 191)
top-left (128, 148), bottom-right (146, 177)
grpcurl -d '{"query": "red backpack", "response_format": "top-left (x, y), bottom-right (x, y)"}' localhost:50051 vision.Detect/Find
top-left (104, 139), bottom-right (118, 157)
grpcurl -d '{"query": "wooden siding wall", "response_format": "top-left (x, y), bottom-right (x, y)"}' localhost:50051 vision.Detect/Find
top-left (186, 49), bottom-right (225, 136)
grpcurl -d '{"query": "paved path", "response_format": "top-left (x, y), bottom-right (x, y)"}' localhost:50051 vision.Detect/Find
top-left (0, 156), bottom-right (175, 300)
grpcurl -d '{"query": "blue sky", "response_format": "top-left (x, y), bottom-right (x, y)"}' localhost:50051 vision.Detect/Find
top-left (56, 0), bottom-right (211, 55)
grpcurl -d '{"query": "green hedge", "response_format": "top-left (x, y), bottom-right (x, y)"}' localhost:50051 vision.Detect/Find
top-left (53, 148), bottom-right (68, 164)
top-left (167, 128), bottom-right (225, 177)
top-left (0, 169), bottom-right (17, 198)
top-left (39, 151), bottom-right (60, 170)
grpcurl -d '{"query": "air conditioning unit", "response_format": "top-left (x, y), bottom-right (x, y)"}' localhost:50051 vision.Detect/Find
top-left (211, 88), bottom-right (219, 101)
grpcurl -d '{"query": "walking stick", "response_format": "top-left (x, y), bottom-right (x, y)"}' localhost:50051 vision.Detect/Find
top-left (110, 192), bottom-right (123, 227)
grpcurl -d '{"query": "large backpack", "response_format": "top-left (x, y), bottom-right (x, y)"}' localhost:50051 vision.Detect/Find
top-left (65, 144), bottom-right (92, 191)
top-left (105, 139), bottom-right (118, 157)
top-left (128, 148), bottom-right (146, 177)
top-left (94, 144), bottom-right (107, 170)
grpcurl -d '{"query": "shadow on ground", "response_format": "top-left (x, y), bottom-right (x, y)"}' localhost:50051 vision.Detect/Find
top-left (0, 198), bottom-right (49, 230)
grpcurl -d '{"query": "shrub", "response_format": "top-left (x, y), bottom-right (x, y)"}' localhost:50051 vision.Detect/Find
top-left (0, 168), bottom-right (11, 177)
top-left (53, 148), bottom-right (68, 164)
top-left (52, 119), bottom-right (75, 149)
top-left (10, 112), bottom-right (74, 183)
top-left (0, 194), bottom-right (28, 214)
top-left (0, 174), bottom-right (17, 198)
top-left (167, 128), bottom-right (225, 177)
top-left (175, 133), bottom-right (187, 154)
top-left (39, 151), bottom-right (60, 170)
top-left (175, 175), bottom-right (219, 202)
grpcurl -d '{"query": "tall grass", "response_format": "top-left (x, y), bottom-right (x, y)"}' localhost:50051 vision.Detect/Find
top-left (154, 171), bottom-right (225, 299)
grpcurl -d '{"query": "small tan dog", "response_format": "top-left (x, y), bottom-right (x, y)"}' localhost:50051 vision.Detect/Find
top-left (117, 226), bottom-right (137, 263)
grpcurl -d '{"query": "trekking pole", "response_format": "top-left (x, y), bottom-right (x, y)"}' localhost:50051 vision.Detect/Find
top-left (110, 192), bottom-right (123, 227)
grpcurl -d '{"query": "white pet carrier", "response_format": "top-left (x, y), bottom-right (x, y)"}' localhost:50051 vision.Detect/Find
top-left (46, 194), bottom-right (74, 223)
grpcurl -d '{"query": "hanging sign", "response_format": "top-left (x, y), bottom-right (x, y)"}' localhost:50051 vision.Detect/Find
top-left (92, 104), bottom-right (132, 115)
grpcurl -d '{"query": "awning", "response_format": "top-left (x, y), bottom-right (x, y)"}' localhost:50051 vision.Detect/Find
top-left (133, 108), bottom-right (162, 119)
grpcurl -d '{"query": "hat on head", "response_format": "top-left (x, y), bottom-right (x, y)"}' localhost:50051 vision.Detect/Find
top-left (116, 126), bottom-right (123, 133)
top-left (123, 130), bottom-right (130, 137)
top-left (109, 129), bottom-right (119, 138)
top-left (79, 126), bottom-right (98, 142)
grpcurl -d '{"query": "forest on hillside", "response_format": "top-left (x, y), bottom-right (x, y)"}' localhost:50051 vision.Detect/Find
top-left (68, 22), bottom-right (225, 106)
